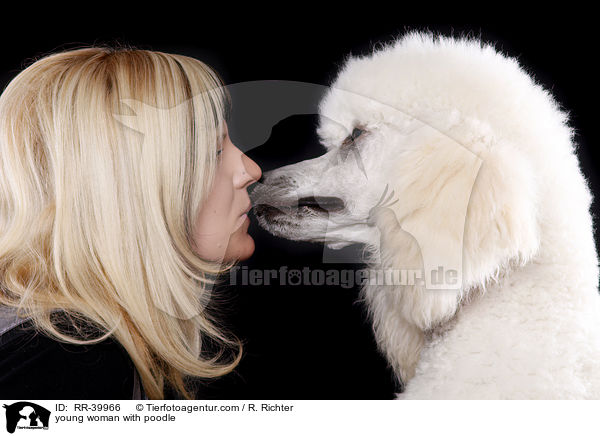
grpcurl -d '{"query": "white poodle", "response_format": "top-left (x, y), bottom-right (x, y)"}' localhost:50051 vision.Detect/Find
top-left (251, 33), bottom-right (600, 399)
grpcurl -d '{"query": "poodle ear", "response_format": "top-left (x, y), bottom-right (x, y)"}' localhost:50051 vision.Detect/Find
top-left (398, 129), bottom-right (483, 294)
top-left (380, 128), bottom-right (540, 330)
top-left (460, 140), bottom-right (540, 289)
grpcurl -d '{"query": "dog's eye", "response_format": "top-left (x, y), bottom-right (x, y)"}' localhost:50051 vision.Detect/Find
top-left (351, 127), bottom-right (364, 140)
top-left (342, 127), bottom-right (366, 147)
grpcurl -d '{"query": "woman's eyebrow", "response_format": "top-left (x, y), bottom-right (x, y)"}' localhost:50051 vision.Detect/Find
top-left (219, 127), bottom-right (227, 143)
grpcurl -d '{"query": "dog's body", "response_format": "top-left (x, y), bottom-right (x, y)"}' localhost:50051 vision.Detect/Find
top-left (251, 33), bottom-right (600, 398)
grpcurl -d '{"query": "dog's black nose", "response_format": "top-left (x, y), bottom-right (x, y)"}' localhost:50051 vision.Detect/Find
top-left (254, 204), bottom-right (266, 217)
top-left (254, 204), bottom-right (283, 219)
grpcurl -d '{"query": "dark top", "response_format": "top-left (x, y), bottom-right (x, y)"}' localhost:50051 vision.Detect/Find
top-left (0, 320), bottom-right (136, 399)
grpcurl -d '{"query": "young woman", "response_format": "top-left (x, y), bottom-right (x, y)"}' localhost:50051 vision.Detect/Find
top-left (0, 47), bottom-right (262, 399)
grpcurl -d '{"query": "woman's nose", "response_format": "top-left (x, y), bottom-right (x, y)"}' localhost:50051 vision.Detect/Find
top-left (237, 152), bottom-right (262, 189)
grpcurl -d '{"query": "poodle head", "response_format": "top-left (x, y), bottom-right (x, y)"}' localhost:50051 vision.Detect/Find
top-left (252, 33), bottom-right (547, 300)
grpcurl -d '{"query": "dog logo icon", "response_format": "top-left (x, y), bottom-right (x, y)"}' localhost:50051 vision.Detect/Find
top-left (2, 402), bottom-right (50, 433)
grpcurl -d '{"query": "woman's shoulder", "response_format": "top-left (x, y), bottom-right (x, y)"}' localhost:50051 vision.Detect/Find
top-left (0, 316), bottom-right (136, 399)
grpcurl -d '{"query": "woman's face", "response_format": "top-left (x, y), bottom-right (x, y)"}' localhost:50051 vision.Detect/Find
top-left (192, 125), bottom-right (262, 263)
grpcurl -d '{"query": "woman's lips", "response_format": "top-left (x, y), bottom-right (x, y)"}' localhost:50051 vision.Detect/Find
top-left (235, 212), bottom-right (250, 230)
top-left (233, 202), bottom-right (252, 231)
top-left (241, 203), bottom-right (252, 216)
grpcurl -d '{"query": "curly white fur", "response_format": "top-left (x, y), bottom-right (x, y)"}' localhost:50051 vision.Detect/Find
top-left (252, 33), bottom-right (600, 399)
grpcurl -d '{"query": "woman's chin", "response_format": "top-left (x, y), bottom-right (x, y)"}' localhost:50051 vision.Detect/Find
top-left (236, 237), bottom-right (255, 261)
top-left (224, 228), bottom-right (255, 262)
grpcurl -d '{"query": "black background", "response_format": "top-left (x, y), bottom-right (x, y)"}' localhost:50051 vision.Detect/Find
top-left (1, 20), bottom-right (597, 399)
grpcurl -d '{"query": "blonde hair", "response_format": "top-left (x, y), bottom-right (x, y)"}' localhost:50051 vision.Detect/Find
top-left (0, 47), bottom-right (241, 399)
